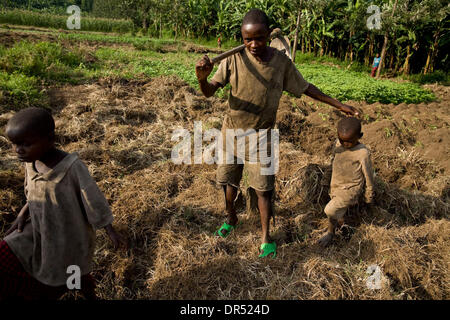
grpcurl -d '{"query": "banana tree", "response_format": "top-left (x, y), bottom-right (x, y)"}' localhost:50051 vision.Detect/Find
top-left (292, 0), bottom-right (303, 61)
top-left (299, 6), bottom-right (317, 53)
top-left (376, 0), bottom-right (399, 77)
top-left (317, 17), bottom-right (336, 56)
top-left (422, 0), bottom-right (449, 74)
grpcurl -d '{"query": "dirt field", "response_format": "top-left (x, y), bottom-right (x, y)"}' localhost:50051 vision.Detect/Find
top-left (0, 28), bottom-right (225, 54)
top-left (0, 34), bottom-right (449, 299)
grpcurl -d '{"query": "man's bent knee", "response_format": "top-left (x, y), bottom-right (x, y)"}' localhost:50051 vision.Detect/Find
top-left (255, 189), bottom-right (272, 199)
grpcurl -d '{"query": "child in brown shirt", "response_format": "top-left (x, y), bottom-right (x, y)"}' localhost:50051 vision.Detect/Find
top-left (318, 117), bottom-right (375, 247)
top-left (196, 9), bottom-right (359, 258)
top-left (1, 107), bottom-right (124, 299)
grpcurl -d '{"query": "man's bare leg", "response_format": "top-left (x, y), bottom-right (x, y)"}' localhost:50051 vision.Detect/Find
top-left (255, 189), bottom-right (273, 244)
top-left (223, 184), bottom-right (238, 226)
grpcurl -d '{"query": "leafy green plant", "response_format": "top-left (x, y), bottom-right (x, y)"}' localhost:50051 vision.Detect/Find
top-left (298, 63), bottom-right (435, 104)
top-left (0, 41), bottom-right (84, 82)
top-left (318, 112), bottom-right (330, 121)
top-left (0, 71), bottom-right (41, 110)
top-left (384, 127), bottom-right (393, 138)
top-left (414, 141), bottom-right (424, 148)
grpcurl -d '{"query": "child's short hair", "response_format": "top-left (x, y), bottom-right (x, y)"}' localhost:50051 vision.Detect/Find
top-left (242, 9), bottom-right (269, 29)
top-left (7, 107), bottom-right (55, 137)
top-left (337, 117), bottom-right (361, 136)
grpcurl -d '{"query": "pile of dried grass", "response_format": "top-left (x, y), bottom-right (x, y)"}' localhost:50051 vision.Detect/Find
top-left (0, 75), bottom-right (448, 300)
top-left (345, 219), bottom-right (449, 299)
top-left (375, 179), bottom-right (449, 224)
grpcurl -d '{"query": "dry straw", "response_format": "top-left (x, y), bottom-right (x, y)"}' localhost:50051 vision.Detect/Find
top-left (0, 75), bottom-right (449, 300)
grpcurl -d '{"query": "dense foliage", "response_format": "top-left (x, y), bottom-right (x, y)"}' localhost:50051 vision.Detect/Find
top-left (0, 9), bottom-right (134, 33)
top-left (2, 0), bottom-right (448, 77)
top-left (1, 0), bottom-right (93, 13)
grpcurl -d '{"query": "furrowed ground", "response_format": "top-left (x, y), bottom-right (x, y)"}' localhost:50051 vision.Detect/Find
top-left (0, 26), bottom-right (449, 300)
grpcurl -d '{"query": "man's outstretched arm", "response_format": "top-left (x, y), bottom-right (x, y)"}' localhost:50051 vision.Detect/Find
top-left (304, 83), bottom-right (360, 116)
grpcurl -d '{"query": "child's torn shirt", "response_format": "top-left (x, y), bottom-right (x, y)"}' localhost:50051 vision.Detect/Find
top-left (329, 141), bottom-right (375, 203)
top-left (4, 153), bottom-right (113, 286)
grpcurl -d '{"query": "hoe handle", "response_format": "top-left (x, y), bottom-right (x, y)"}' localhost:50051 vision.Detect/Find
top-left (211, 44), bottom-right (246, 64)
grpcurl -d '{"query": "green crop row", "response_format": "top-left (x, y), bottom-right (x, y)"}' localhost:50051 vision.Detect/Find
top-left (298, 64), bottom-right (435, 104)
top-left (0, 38), bottom-right (436, 112)
top-left (0, 9), bottom-right (133, 33)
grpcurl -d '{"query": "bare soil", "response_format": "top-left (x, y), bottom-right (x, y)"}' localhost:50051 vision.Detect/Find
top-left (0, 27), bottom-right (226, 55)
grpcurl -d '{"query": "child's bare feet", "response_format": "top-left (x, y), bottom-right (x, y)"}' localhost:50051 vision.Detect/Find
top-left (318, 232), bottom-right (334, 247)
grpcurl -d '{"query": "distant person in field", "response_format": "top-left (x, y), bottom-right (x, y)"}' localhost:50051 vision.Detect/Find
top-left (195, 9), bottom-right (359, 258)
top-left (318, 117), bottom-right (375, 247)
top-left (217, 35), bottom-right (222, 48)
top-left (0, 107), bottom-right (125, 300)
top-left (371, 53), bottom-right (381, 77)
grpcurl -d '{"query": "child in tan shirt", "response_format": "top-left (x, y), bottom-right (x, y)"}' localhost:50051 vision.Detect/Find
top-left (1, 107), bottom-right (125, 299)
top-left (318, 117), bottom-right (375, 247)
top-left (196, 9), bottom-right (359, 258)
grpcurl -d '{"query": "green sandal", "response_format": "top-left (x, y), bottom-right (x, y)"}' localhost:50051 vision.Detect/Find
top-left (214, 222), bottom-right (239, 238)
top-left (258, 242), bottom-right (277, 258)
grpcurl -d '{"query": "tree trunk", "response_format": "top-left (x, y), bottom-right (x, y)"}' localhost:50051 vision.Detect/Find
top-left (424, 52), bottom-right (431, 74)
top-left (424, 28), bottom-right (440, 74)
top-left (348, 30), bottom-right (354, 62)
top-left (394, 53), bottom-right (401, 74)
top-left (141, 5), bottom-right (149, 31)
top-left (174, 23), bottom-right (178, 40)
top-left (142, 17), bottom-right (148, 30)
top-left (301, 34), bottom-right (305, 53)
top-left (389, 46), bottom-right (395, 69)
top-left (320, 39), bottom-right (325, 56)
top-left (390, 34), bottom-right (397, 70)
top-left (376, 33), bottom-right (388, 78)
top-left (159, 14), bottom-right (162, 38)
top-left (365, 34), bottom-right (372, 66)
top-left (292, 0), bottom-right (303, 62)
top-left (402, 44), bottom-right (412, 75)
top-left (376, 0), bottom-right (399, 78)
